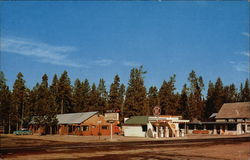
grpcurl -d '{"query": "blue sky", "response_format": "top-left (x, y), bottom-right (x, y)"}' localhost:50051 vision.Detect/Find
top-left (1, 1), bottom-right (249, 92)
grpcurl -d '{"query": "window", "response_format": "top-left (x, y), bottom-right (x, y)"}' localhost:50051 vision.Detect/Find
top-left (82, 126), bottom-right (89, 131)
top-left (92, 125), bottom-right (96, 128)
top-left (228, 124), bottom-right (236, 131)
top-left (142, 125), bottom-right (147, 132)
top-left (102, 126), bottom-right (109, 130)
top-left (247, 125), bottom-right (250, 131)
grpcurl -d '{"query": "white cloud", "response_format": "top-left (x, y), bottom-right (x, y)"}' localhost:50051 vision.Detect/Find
top-left (238, 51), bottom-right (250, 57)
top-left (241, 32), bottom-right (250, 37)
top-left (93, 59), bottom-right (113, 66)
top-left (234, 62), bottom-right (249, 72)
top-left (123, 61), bottom-right (141, 67)
top-left (1, 37), bottom-right (82, 67)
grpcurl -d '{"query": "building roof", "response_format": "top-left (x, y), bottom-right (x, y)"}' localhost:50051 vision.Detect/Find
top-left (209, 113), bottom-right (217, 119)
top-left (216, 102), bottom-right (250, 119)
top-left (124, 116), bottom-right (149, 125)
top-left (57, 111), bottom-right (98, 124)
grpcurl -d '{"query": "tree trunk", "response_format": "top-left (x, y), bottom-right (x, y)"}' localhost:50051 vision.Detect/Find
top-left (8, 116), bottom-right (11, 134)
top-left (61, 99), bottom-right (64, 114)
top-left (21, 101), bottom-right (24, 128)
top-left (50, 126), bottom-right (52, 135)
top-left (16, 122), bottom-right (19, 131)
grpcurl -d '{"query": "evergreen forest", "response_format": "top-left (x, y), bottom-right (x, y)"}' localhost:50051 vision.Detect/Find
top-left (0, 66), bottom-right (249, 133)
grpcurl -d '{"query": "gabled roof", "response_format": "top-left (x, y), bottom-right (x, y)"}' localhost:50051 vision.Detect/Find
top-left (209, 113), bottom-right (217, 119)
top-left (124, 116), bottom-right (149, 125)
top-left (57, 111), bottom-right (98, 124)
top-left (216, 102), bottom-right (250, 119)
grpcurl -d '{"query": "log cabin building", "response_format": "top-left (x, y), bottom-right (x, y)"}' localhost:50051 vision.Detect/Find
top-left (29, 111), bottom-right (120, 136)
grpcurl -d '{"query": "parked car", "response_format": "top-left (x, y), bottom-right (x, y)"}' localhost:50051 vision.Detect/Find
top-left (13, 128), bottom-right (32, 135)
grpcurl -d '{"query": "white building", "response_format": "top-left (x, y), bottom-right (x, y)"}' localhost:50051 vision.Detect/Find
top-left (123, 115), bottom-right (189, 138)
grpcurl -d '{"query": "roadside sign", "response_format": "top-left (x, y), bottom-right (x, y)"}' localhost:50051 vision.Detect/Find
top-left (153, 106), bottom-right (161, 116)
top-left (105, 113), bottom-right (119, 121)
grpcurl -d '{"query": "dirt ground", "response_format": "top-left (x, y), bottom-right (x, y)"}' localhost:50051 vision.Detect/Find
top-left (1, 134), bottom-right (250, 160)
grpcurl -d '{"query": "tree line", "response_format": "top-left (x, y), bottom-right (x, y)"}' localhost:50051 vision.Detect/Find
top-left (0, 66), bottom-right (249, 133)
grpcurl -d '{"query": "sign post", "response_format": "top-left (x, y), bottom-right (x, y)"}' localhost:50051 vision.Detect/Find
top-left (110, 122), bottom-right (113, 140)
top-left (105, 112), bottom-right (119, 141)
top-left (97, 120), bottom-right (102, 141)
top-left (153, 106), bottom-right (161, 139)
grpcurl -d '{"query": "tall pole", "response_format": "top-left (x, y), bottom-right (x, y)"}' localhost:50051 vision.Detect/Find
top-left (110, 122), bottom-right (112, 140)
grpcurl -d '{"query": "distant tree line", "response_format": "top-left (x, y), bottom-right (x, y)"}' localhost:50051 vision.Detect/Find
top-left (0, 66), bottom-right (249, 133)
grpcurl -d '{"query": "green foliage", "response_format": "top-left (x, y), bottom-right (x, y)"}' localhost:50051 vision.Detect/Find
top-left (187, 70), bottom-right (205, 121)
top-left (108, 75), bottom-right (122, 110)
top-left (72, 78), bottom-right (83, 113)
top-left (124, 66), bottom-right (147, 117)
top-left (12, 72), bottom-right (27, 129)
top-left (58, 71), bottom-right (73, 114)
top-left (89, 83), bottom-right (99, 111)
top-left (158, 75), bottom-right (179, 115)
top-left (178, 84), bottom-right (189, 119)
top-left (0, 71), bottom-right (11, 132)
top-left (97, 78), bottom-right (108, 114)
top-left (34, 74), bottom-right (57, 127)
top-left (147, 86), bottom-right (158, 115)
top-left (240, 79), bottom-right (250, 102)
top-left (81, 79), bottom-right (91, 112)
top-left (0, 68), bottom-right (249, 132)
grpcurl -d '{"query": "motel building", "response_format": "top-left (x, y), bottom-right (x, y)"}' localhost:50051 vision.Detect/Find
top-left (30, 111), bottom-right (120, 136)
top-left (123, 102), bottom-right (250, 138)
top-left (186, 102), bottom-right (250, 135)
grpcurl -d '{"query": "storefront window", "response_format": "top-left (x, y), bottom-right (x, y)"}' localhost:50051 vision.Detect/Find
top-left (102, 126), bottom-right (109, 130)
top-left (82, 126), bottom-right (89, 131)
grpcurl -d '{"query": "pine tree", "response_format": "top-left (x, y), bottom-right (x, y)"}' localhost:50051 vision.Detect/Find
top-left (72, 78), bottom-right (83, 113)
top-left (214, 77), bottom-right (225, 112)
top-left (33, 74), bottom-right (58, 133)
top-left (124, 66), bottom-right (147, 117)
top-left (58, 71), bottom-right (73, 113)
top-left (89, 83), bottom-right (99, 111)
top-left (82, 79), bottom-right (91, 112)
top-left (97, 78), bottom-right (108, 114)
top-left (50, 74), bottom-right (60, 113)
top-left (241, 79), bottom-right (250, 102)
top-left (108, 75), bottom-right (122, 111)
top-left (35, 74), bottom-right (49, 116)
top-left (28, 83), bottom-right (39, 117)
top-left (119, 83), bottom-right (126, 119)
top-left (239, 83), bottom-right (244, 102)
top-left (178, 84), bottom-right (189, 119)
top-left (158, 75), bottom-right (178, 115)
top-left (224, 84), bottom-right (238, 103)
top-left (148, 86), bottom-right (158, 115)
top-left (12, 72), bottom-right (27, 129)
top-left (204, 81), bottom-right (216, 121)
top-left (0, 71), bottom-right (12, 133)
top-left (187, 70), bottom-right (204, 121)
